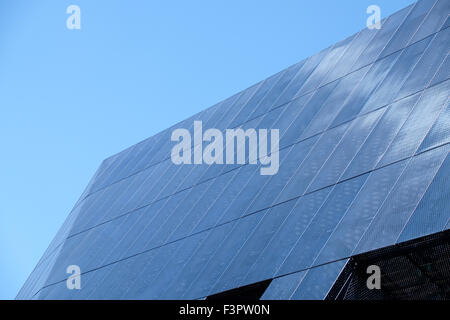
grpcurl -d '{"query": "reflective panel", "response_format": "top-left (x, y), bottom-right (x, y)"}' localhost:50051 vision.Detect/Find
top-left (212, 201), bottom-right (298, 293)
top-left (360, 36), bottom-right (432, 114)
top-left (295, 34), bottom-right (356, 96)
top-left (277, 123), bottom-right (350, 203)
top-left (277, 174), bottom-right (368, 276)
top-left (271, 51), bottom-right (327, 107)
top-left (167, 170), bottom-right (239, 241)
top-left (397, 27), bottom-right (450, 98)
top-left (260, 271), bottom-right (307, 300)
top-left (354, 145), bottom-right (449, 254)
top-left (247, 62), bottom-right (306, 119)
top-left (341, 93), bottom-right (421, 181)
top-left (19, 1), bottom-right (450, 300)
top-left (331, 51), bottom-right (401, 127)
top-left (307, 109), bottom-right (383, 192)
top-left (301, 66), bottom-right (370, 139)
top-left (314, 160), bottom-right (409, 265)
top-left (229, 72), bottom-right (285, 128)
top-left (185, 213), bottom-right (264, 299)
top-left (243, 188), bottom-right (332, 285)
top-left (377, 80), bottom-right (449, 167)
top-left (322, 27), bottom-right (378, 84)
top-left (290, 259), bottom-right (348, 300)
top-left (245, 137), bottom-right (318, 214)
top-left (397, 153), bottom-right (450, 242)
top-left (161, 223), bottom-right (235, 299)
top-left (350, 4), bottom-right (412, 71)
top-left (409, 0), bottom-right (450, 44)
top-left (417, 101), bottom-right (450, 152)
top-left (430, 53), bottom-right (450, 86)
top-left (379, 0), bottom-right (436, 58)
top-left (281, 81), bottom-right (339, 148)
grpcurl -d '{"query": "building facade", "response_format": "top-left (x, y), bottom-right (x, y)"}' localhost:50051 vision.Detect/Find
top-left (18, 0), bottom-right (450, 300)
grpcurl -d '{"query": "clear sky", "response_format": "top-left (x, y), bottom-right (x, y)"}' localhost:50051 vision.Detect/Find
top-left (0, 0), bottom-right (415, 299)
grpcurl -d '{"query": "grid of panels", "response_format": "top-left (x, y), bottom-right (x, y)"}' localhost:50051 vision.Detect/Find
top-left (17, 0), bottom-right (450, 300)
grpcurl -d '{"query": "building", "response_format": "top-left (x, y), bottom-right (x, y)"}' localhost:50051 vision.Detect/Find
top-left (18, 0), bottom-right (450, 300)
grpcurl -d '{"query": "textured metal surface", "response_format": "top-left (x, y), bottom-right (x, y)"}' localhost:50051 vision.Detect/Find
top-left (17, 0), bottom-right (450, 300)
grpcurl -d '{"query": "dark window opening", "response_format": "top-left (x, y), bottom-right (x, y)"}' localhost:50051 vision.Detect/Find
top-left (206, 279), bottom-right (272, 301)
top-left (327, 230), bottom-right (450, 300)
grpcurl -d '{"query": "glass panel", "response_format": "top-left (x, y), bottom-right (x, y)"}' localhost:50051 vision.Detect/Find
top-left (397, 27), bottom-right (450, 98)
top-left (277, 123), bottom-right (350, 203)
top-left (341, 93), bottom-right (420, 181)
top-left (307, 109), bottom-right (383, 192)
top-left (277, 174), bottom-right (368, 276)
top-left (243, 188), bottom-right (332, 285)
top-left (397, 152), bottom-right (450, 242)
top-left (377, 79), bottom-right (449, 167)
top-left (290, 259), bottom-right (348, 300)
top-left (354, 145), bottom-right (449, 255)
top-left (260, 271), bottom-right (307, 300)
top-left (314, 160), bottom-right (409, 265)
top-left (360, 36), bottom-right (432, 115)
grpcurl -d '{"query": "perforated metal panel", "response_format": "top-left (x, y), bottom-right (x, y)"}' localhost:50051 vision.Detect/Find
top-left (17, 0), bottom-right (450, 300)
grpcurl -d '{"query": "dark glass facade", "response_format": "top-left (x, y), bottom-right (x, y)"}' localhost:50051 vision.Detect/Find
top-left (17, 0), bottom-right (450, 300)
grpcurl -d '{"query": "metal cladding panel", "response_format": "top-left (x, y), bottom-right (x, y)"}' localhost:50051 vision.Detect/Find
top-left (19, 0), bottom-right (450, 300)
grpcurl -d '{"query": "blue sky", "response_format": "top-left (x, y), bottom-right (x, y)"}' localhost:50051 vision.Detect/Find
top-left (0, 0), bottom-right (415, 299)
